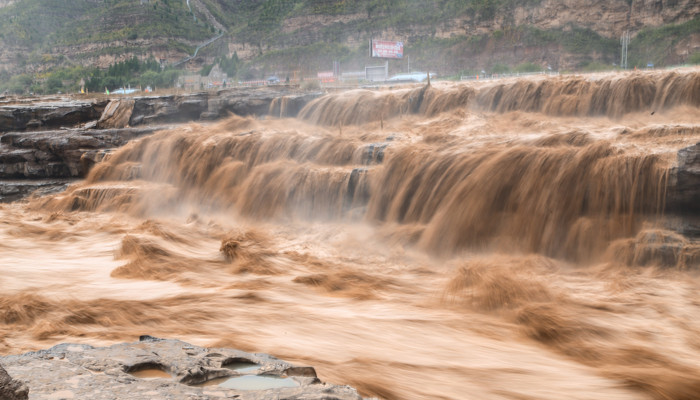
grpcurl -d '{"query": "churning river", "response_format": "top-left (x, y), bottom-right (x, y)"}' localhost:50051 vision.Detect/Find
top-left (2, 70), bottom-right (700, 399)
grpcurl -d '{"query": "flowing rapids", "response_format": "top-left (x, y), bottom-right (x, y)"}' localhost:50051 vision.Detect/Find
top-left (2, 70), bottom-right (700, 400)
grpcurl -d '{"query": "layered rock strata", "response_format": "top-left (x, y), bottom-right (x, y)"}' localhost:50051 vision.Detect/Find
top-left (0, 88), bottom-right (318, 133)
top-left (0, 126), bottom-right (166, 179)
top-left (0, 88), bottom-right (319, 201)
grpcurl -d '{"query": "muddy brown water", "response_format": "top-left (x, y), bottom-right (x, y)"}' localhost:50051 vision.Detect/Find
top-left (195, 375), bottom-right (299, 390)
top-left (2, 71), bottom-right (700, 400)
top-left (129, 369), bottom-right (172, 380)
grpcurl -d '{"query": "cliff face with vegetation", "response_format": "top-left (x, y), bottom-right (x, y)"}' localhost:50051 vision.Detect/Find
top-left (232, 0), bottom-right (699, 76)
top-left (0, 0), bottom-right (215, 71)
top-left (0, 0), bottom-right (698, 92)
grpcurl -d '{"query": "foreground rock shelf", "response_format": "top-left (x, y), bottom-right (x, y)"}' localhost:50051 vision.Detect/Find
top-left (0, 337), bottom-right (365, 400)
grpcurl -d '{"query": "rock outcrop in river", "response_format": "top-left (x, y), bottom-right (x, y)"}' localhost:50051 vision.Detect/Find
top-left (0, 336), bottom-right (364, 400)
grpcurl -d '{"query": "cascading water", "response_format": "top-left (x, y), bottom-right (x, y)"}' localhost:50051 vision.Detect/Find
top-left (2, 70), bottom-right (700, 400)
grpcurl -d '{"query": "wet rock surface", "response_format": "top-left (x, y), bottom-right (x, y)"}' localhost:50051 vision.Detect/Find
top-left (0, 364), bottom-right (29, 400)
top-left (96, 100), bottom-right (135, 129)
top-left (128, 89), bottom-right (318, 125)
top-left (0, 179), bottom-right (74, 202)
top-left (0, 126), bottom-right (167, 179)
top-left (129, 93), bottom-right (210, 126)
top-left (667, 142), bottom-right (700, 214)
top-left (0, 337), bottom-right (364, 400)
top-left (0, 100), bottom-right (105, 133)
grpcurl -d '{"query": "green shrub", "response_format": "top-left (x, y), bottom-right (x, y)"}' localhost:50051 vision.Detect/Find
top-left (514, 62), bottom-right (541, 73)
top-left (628, 16), bottom-right (700, 67)
top-left (4, 74), bottom-right (33, 94)
top-left (491, 63), bottom-right (510, 74)
top-left (200, 64), bottom-right (214, 76)
top-left (45, 74), bottom-right (63, 93)
top-left (688, 51), bottom-right (700, 65)
top-left (580, 60), bottom-right (614, 72)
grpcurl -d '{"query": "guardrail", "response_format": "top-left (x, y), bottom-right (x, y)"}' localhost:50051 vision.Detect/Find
top-left (460, 71), bottom-right (560, 81)
top-left (237, 80), bottom-right (269, 87)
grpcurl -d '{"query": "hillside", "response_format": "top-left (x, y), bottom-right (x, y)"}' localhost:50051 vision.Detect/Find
top-left (0, 0), bottom-right (698, 93)
top-left (0, 0), bottom-right (217, 69)
top-left (219, 0), bottom-right (699, 77)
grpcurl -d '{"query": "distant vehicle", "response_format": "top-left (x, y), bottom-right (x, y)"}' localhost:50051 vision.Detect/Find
top-left (267, 76), bottom-right (280, 84)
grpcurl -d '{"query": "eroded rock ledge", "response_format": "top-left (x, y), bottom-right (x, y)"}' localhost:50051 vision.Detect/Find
top-left (0, 126), bottom-right (167, 179)
top-left (0, 88), bottom-right (318, 133)
top-left (0, 336), bottom-right (365, 400)
top-left (0, 88), bottom-right (320, 201)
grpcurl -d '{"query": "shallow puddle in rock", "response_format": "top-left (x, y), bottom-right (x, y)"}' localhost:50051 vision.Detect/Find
top-left (223, 362), bottom-right (260, 373)
top-left (199, 375), bottom-right (299, 390)
top-left (129, 369), bottom-right (171, 379)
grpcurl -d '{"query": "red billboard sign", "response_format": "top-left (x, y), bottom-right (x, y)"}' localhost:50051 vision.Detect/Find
top-left (371, 40), bottom-right (403, 59)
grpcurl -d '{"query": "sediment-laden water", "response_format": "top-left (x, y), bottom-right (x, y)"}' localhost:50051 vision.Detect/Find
top-left (2, 70), bottom-right (700, 400)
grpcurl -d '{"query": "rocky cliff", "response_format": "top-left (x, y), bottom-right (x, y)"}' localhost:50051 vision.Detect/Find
top-left (512, 0), bottom-right (699, 37)
top-left (0, 0), bottom-right (697, 76)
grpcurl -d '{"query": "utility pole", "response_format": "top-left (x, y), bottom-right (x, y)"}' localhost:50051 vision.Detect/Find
top-left (620, 31), bottom-right (630, 70)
